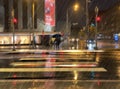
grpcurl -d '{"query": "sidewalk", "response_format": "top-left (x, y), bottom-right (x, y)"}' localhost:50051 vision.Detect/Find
top-left (0, 45), bottom-right (50, 52)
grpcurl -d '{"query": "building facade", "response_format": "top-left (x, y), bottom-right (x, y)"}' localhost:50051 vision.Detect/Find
top-left (3, 0), bottom-right (45, 32)
top-left (98, 2), bottom-right (120, 37)
top-left (89, 1), bottom-right (120, 39)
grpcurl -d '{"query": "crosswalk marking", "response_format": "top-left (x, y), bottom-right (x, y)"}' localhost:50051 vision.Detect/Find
top-left (19, 57), bottom-right (94, 61)
top-left (11, 62), bottom-right (98, 67)
top-left (0, 79), bottom-right (119, 82)
top-left (0, 68), bottom-right (107, 72)
top-left (4, 49), bottom-right (104, 55)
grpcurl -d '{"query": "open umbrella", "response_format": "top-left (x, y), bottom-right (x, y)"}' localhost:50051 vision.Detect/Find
top-left (52, 34), bottom-right (61, 38)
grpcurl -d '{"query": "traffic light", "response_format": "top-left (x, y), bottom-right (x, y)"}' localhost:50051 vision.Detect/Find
top-left (96, 16), bottom-right (101, 22)
top-left (13, 18), bottom-right (17, 24)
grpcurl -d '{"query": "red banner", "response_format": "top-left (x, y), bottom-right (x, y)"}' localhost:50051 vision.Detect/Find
top-left (45, 0), bottom-right (55, 26)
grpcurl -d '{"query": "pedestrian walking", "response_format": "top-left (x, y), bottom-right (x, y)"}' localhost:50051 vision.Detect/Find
top-left (54, 37), bottom-right (61, 50)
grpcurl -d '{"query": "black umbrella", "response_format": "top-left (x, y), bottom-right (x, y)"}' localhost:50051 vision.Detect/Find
top-left (52, 34), bottom-right (61, 38)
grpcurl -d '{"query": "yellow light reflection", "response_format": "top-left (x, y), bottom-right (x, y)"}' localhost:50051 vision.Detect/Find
top-left (73, 71), bottom-right (78, 80)
top-left (118, 6), bottom-right (120, 10)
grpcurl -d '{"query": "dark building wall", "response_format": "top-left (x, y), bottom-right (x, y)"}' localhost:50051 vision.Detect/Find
top-left (2, 0), bottom-right (41, 32)
top-left (22, 0), bottom-right (28, 29)
top-left (3, 0), bottom-right (19, 32)
top-left (34, 1), bottom-right (37, 29)
top-left (98, 2), bottom-right (120, 37)
top-left (0, 0), bottom-right (4, 27)
top-left (3, 0), bottom-right (10, 32)
top-left (88, 0), bottom-right (120, 38)
top-left (37, 0), bottom-right (44, 20)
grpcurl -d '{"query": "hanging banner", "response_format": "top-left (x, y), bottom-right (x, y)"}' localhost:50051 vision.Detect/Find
top-left (45, 0), bottom-right (55, 26)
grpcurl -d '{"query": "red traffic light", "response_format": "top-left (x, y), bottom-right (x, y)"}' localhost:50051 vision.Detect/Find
top-left (13, 18), bottom-right (17, 24)
top-left (96, 16), bottom-right (101, 22)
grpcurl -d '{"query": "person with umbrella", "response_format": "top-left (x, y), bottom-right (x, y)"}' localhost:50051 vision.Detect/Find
top-left (54, 36), bottom-right (61, 50)
top-left (49, 36), bottom-right (55, 49)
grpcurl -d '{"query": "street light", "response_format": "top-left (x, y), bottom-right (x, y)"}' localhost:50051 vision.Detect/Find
top-left (95, 6), bottom-right (99, 49)
top-left (73, 3), bottom-right (79, 11)
top-left (66, 3), bottom-right (79, 35)
top-left (85, 0), bottom-right (91, 49)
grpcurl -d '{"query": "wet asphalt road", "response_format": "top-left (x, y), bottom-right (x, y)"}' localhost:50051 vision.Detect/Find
top-left (0, 49), bottom-right (120, 89)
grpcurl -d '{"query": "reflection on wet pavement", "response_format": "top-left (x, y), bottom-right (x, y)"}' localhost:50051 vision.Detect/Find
top-left (0, 80), bottom-right (120, 89)
top-left (0, 49), bottom-right (120, 89)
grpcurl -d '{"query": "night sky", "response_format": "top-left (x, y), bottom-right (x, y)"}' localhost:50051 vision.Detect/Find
top-left (55, 0), bottom-right (120, 29)
top-left (56, 0), bottom-right (85, 21)
top-left (56, 0), bottom-right (71, 21)
top-left (56, 0), bottom-right (120, 21)
top-left (89, 0), bottom-right (120, 11)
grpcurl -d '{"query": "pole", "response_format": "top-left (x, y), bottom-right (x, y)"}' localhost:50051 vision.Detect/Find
top-left (85, 0), bottom-right (89, 49)
top-left (66, 3), bottom-right (79, 37)
top-left (66, 8), bottom-right (69, 34)
top-left (32, 0), bottom-right (35, 48)
top-left (95, 6), bottom-right (99, 49)
top-left (12, 9), bottom-right (16, 51)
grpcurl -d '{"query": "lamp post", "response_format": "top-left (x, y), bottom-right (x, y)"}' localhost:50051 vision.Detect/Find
top-left (85, 0), bottom-right (91, 49)
top-left (95, 6), bottom-right (99, 49)
top-left (66, 3), bottom-right (79, 36)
